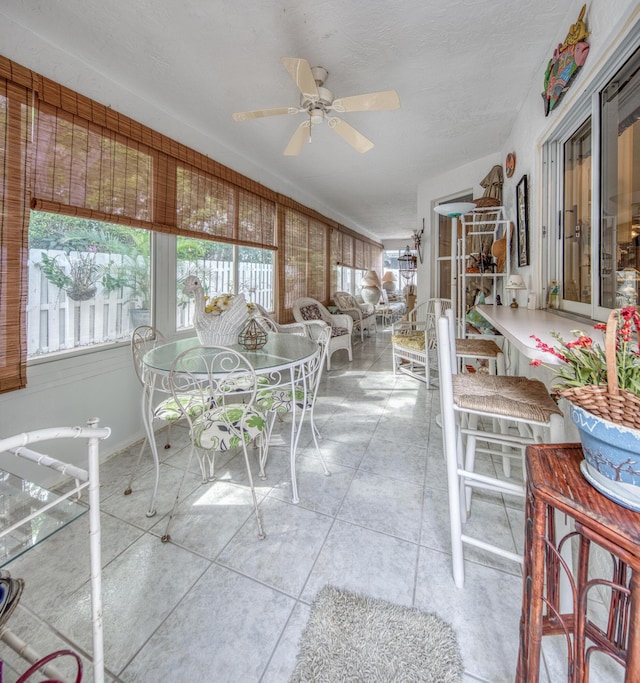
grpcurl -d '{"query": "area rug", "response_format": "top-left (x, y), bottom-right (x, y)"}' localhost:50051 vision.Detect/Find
top-left (290, 585), bottom-right (464, 682)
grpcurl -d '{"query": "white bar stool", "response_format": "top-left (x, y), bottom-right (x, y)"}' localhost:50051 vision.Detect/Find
top-left (436, 309), bottom-right (564, 588)
top-left (427, 298), bottom-right (505, 376)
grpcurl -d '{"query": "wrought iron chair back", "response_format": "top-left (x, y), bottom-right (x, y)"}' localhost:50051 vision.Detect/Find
top-left (161, 345), bottom-right (266, 542)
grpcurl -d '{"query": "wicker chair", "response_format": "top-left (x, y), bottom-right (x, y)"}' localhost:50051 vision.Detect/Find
top-left (253, 314), bottom-right (308, 336)
top-left (333, 291), bottom-right (377, 341)
top-left (375, 289), bottom-right (406, 327)
top-left (391, 301), bottom-right (437, 385)
top-left (292, 297), bottom-right (353, 371)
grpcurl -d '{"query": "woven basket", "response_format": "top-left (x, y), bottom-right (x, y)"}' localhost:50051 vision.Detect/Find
top-left (556, 308), bottom-right (640, 430)
top-left (194, 294), bottom-right (248, 347)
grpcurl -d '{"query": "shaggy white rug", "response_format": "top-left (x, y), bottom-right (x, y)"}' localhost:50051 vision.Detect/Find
top-left (290, 585), bottom-right (464, 682)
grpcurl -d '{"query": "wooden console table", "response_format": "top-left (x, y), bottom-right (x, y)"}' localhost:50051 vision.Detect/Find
top-left (517, 443), bottom-right (640, 682)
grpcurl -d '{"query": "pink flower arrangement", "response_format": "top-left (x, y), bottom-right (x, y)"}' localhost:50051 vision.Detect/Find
top-left (530, 306), bottom-right (640, 395)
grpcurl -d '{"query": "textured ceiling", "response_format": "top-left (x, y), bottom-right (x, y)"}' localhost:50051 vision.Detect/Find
top-left (1, 0), bottom-right (571, 241)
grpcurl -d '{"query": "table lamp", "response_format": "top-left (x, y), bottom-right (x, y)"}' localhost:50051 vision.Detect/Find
top-left (433, 202), bottom-right (476, 331)
top-left (381, 271), bottom-right (397, 294)
top-left (505, 274), bottom-right (527, 308)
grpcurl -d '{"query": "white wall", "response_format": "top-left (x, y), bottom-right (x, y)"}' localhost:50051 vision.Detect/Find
top-left (502, 0), bottom-right (640, 302)
top-left (418, 0), bottom-right (640, 306)
top-left (0, 238), bottom-right (178, 486)
top-left (416, 151), bottom-right (501, 302)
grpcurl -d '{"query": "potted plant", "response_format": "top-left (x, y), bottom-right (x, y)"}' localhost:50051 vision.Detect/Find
top-left (530, 306), bottom-right (640, 510)
top-left (39, 247), bottom-right (104, 301)
top-left (102, 232), bottom-right (151, 327)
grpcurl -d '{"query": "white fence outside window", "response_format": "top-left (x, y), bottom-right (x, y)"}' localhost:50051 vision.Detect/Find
top-left (27, 250), bottom-right (274, 358)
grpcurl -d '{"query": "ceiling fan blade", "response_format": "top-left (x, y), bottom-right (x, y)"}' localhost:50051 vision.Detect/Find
top-left (232, 107), bottom-right (298, 121)
top-left (328, 117), bottom-right (374, 153)
top-left (281, 57), bottom-right (319, 99)
top-left (331, 89), bottom-right (400, 113)
top-left (284, 121), bottom-right (311, 156)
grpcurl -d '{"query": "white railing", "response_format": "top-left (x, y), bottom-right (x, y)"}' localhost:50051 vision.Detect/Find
top-left (27, 250), bottom-right (274, 357)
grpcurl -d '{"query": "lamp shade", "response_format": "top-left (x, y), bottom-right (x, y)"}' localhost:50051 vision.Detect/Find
top-left (505, 274), bottom-right (527, 290)
top-left (381, 271), bottom-right (397, 283)
top-left (361, 269), bottom-right (381, 287)
top-left (433, 202), bottom-right (476, 218)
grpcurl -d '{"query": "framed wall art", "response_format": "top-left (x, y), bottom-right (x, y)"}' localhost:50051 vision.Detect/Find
top-left (516, 175), bottom-right (529, 267)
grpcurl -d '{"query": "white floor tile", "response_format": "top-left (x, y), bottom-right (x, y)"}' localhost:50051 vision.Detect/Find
top-left (1, 329), bottom-right (554, 682)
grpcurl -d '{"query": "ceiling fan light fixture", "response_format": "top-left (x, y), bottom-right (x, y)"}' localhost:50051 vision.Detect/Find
top-left (310, 107), bottom-right (324, 125)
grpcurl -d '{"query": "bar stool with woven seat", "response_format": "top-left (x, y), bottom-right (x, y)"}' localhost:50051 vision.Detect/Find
top-left (427, 298), bottom-right (505, 376)
top-left (436, 308), bottom-right (564, 588)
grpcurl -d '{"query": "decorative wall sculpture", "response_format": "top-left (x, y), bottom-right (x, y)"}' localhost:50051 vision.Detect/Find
top-left (542, 4), bottom-right (590, 116)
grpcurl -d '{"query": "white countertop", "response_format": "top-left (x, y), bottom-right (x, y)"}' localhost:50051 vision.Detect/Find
top-left (476, 305), bottom-right (599, 363)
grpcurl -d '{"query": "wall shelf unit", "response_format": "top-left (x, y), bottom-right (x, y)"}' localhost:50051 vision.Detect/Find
top-left (458, 206), bottom-right (511, 336)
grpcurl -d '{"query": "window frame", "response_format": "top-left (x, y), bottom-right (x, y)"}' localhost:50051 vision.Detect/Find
top-left (543, 22), bottom-right (640, 321)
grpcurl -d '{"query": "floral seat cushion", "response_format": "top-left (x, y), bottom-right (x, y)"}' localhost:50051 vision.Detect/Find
top-left (257, 386), bottom-right (309, 415)
top-left (299, 302), bottom-right (347, 337)
top-left (391, 333), bottom-right (425, 351)
top-left (154, 393), bottom-right (208, 421)
top-left (219, 375), bottom-right (270, 393)
top-left (299, 304), bottom-right (325, 322)
top-left (192, 405), bottom-right (266, 451)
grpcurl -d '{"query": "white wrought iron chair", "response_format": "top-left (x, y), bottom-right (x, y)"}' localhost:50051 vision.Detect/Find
top-left (292, 297), bottom-right (353, 370)
top-left (252, 314), bottom-right (309, 427)
top-left (162, 345), bottom-right (267, 543)
top-left (333, 291), bottom-right (377, 341)
top-left (256, 320), bottom-right (332, 481)
top-left (436, 308), bottom-right (563, 587)
top-left (126, 325), bottom-right (196, 517)
top-left (0, 419), bottom-right (110, 683)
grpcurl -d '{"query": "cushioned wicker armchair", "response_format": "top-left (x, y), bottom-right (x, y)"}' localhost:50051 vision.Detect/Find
top-left (292, 297), bottom-right (353, 370)
top-left (391, 301), bottom-right (437, 386)
top-left (333, 291), bottom-right (377, 341)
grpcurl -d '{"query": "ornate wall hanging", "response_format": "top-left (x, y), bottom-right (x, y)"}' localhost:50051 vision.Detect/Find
top-left (505, 153), bottom-right (516, 179)
top-left (542, 4), bottom-right (590, 116)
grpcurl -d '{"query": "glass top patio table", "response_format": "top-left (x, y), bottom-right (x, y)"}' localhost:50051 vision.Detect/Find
top-left (141, 332), bottom-right (320, 508)
top-left (143, 333), bottom-right (318, 374)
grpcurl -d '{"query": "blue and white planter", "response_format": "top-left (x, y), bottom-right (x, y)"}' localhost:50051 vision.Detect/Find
top-left (570, 404), bottom-right (640, 512)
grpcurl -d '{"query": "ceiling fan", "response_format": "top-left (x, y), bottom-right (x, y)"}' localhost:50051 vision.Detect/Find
top-left (232, 57), bottom-right (400, 156)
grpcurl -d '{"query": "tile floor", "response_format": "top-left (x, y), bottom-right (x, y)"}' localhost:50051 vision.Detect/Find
top-left (0, 329), bottom-right (623, 682)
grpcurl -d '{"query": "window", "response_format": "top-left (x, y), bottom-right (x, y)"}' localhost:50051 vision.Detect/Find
top-left (1, 54), bottom-right (382, 388)
top-left (383, 249), bottom-right (413, 295)
top-left (335, 266), bottom-right (353, 294)
top-left (548, 40), bottom-right (640, 317)
top-left (28, 212), bottom-right (151, 357)
top-left (600, 49), bottom-right (640, 309)
top-left (176, 237), bottom-right (274, 328)
top-left (562, 119), bottom-right (592, 304)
